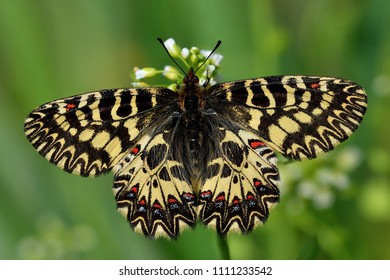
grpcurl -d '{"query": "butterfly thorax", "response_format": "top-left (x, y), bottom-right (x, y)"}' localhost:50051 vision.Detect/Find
top-left (178, 68), bottom-right (206, 110)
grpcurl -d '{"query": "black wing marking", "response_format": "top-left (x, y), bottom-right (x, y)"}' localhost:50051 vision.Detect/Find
top-left (208, 76), bottom-right (367, 160)
top-left (24, 88), bottom-right (176, 176)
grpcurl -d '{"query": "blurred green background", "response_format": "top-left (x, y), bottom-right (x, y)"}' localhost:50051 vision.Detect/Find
top-left (1, 0), bottom-right (389, 260)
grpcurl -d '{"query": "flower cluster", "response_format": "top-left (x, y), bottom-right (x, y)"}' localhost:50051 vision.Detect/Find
top-left (131, 38), bottom-right (223, 90)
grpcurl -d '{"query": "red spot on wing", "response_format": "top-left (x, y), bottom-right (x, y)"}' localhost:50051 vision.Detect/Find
top-left (253, 179), bottom-right (262, 187)
top-left (200, 190), bottom-right (212, 200)
top-left (138, 198), bottom-right (146, 205)
top-left (249, 139), bottom-right (265, 149)
top-left (127, 184), bottom-right (139, 199)
top-left (65, 103), bottom-right (76, 112)
top-left (182, 192), bottom-right (195, 202)
top-left (153, 201), bottom-right (162, 209)
top-left (215, 193), bottom-right (225, 202)
top-left (310, 83), bottom-right (320, 89)
top-left (168, 196), bottom-right (179, 204)
top-left (131, 145), bottom-right (140, 155)
top-left (130, 185), bottom-right (138, 193)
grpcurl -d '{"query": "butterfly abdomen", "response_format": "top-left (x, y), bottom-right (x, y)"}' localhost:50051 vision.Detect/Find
top-left (181, 93), bottom-right (203, 167)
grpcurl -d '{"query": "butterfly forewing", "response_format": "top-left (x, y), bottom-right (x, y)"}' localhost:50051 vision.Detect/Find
top-left (208, 76), bottom-right (367, 160)
top-left (24, 87), bottom-right (177, 176)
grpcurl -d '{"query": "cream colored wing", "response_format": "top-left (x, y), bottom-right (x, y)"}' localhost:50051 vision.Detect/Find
top-left (208, 76), bottom-right (367, 160)
top-left (113, 130), bottom-right (196, 238)
top-left (24, 87), bottom-right (176, 176)
top-left (197, 128), bottom-right (280, 235)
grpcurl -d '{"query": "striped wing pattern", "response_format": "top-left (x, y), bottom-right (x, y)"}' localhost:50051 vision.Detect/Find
top-left (113, 130), bottom-right (196, 238)
top-left (24, 87), bottom-right (176, 176)
top-left (198, 128), bottom-right (280, 234)
top-left (24, 75), bottom-right (367, 239)
top-left (208, 76), bottom-right (367, 160)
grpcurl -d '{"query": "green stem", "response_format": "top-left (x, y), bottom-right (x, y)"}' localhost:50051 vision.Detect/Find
top-left (217, 235), bottom-right (231, 260)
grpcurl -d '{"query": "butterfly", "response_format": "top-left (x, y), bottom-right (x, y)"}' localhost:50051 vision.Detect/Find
top-left (24, 39), bottom-right (367, 239)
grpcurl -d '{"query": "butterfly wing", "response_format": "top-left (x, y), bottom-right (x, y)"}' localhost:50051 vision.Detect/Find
top-left (24, 88), bottom-right (176, 176)
top-left (113, 129), bottom-right (196, 238)
top-left (197, 125), bottom-right (280, 235)
top-left (207, 76), bottom-right (367, 160)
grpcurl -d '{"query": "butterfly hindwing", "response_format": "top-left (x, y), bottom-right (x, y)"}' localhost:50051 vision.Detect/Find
top-left (208, 76), bottom-right (367, 160)
top-left (24, 87), bottom-right (176, 176)
top-left (113, 130), bottom-right (196, 238)
top-left (197, 127), bottom-right (280, 235)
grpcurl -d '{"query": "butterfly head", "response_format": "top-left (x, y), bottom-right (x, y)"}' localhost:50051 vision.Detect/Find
top-left (183, 67), bottom-right (200, 85)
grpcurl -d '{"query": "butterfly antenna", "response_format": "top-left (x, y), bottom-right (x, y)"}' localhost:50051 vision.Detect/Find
top-left (194, 40), bottom-right (222, 74)
top-left (157, 38), bottom-right (187, 75)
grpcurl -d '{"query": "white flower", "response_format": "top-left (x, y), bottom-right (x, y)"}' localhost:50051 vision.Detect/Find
top-left (200, 50), bottom-right (223, 66)
top-left (200, 49), bottom-right (211, 58)
top-left (164, 38), bottom-right (176, 50)
top-left (134, 67), bottom-right (157, 80)
top-left (181, 47), bottom-right (190, 59)
top-left (199, 77), bottom-right (217, 86)
top-left (208, 77), bottom-right (217, 86)
top-left (164, 38), bottom-right (181, 57)
top-left (202, 64), bottom-right (216, 77)
top-left (210, 53), bottom-right (223, 66)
